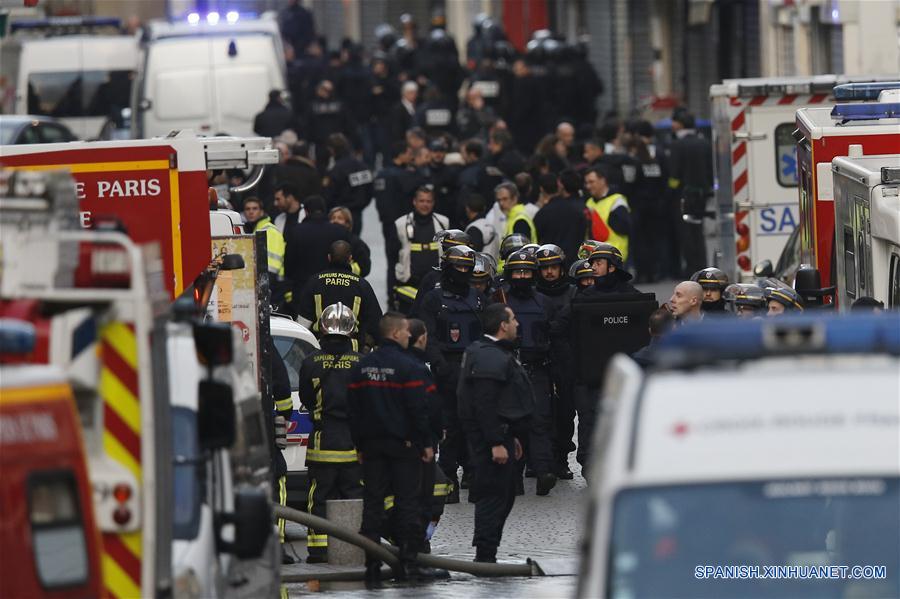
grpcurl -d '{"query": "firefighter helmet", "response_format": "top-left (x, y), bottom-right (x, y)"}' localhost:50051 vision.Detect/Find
top-left (319, 302), bottom-right (357, 337)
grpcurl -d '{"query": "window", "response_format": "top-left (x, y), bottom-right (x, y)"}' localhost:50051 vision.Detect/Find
top-left (890, 252), bottom-right (900, 308)
top-left (775, 123), bottom-right (799, 188)
top-left (171, 407), bottom-right (202, 540)
top-left (28, 472), bottom-right (89, 589)
top-left (38, 124), bottom-right (75, 144)
top-left (843, 227), bottom-right (856, 298)
top-left (28, 70), bottom-right (134, 118)
top-left (274, 335), bottom-right (316, 392)
top-left (857, 231), bottom-right (867, 292)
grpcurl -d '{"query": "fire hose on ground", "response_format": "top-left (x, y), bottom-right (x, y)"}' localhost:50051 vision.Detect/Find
top-left (273, 505), bottom-right (539, 582)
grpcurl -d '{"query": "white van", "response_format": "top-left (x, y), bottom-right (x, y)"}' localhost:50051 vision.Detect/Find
top-left (134, 13), bottom-right (286, 139)
top-left (578, 314), bottom-right (900, 599)
top-left (0, 20), bottom-right (139, 140)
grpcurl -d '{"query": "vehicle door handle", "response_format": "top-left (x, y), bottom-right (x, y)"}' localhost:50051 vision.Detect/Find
top-left (138, 98), bottom-right (152, 111)
top-left (733, 131), bottom-right (767, 142)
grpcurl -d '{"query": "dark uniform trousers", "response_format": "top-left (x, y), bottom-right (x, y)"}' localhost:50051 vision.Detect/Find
top-left (553, 369), bottom-right (576, 468)
top-left (359, 438), bottom-right (423, 561)
top-left (522, 362), bottom-right (554, 475)
top-left (467, 430), bottom-right (519, 553)
top-left (437, 354), bottom-right (467, 483)
top-left (306, 461), bottom-right (363, 557)
top-left (574, 384), bottom-right (601, 470)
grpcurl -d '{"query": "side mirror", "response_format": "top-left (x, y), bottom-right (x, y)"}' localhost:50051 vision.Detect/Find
top-left (754, 259), bottom-right (774, 277)
top-left (220, 253), bottom-right (245, 271)
top-left (197, 380), bottom-right (236, 450)
top-left (218, 488), bottom-right (272, 559)
top-left (193, 322), bottom-right (233, 366)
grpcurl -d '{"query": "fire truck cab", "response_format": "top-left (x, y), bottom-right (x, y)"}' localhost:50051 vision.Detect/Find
top-left (832, 152), bottom-right (900, 310)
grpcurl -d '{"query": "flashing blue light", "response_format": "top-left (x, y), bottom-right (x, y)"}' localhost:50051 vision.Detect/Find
top-left (206, 11), bottom-right (220, 25)
top-left (653, 313), bottom-right (900, 366)
top-left (0, 319), bottom-right (36, 355)
top-left (187, 12), bottom-right (200, 25)
top-left (226, 11), bottom-right (240, 24)
top-left (833, 82), bottom-right (900, 102)
top-left (831, 102), bottom-right (900, 122)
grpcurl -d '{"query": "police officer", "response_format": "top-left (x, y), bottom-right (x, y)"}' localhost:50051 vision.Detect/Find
top-left (427, 138), bottom-right (462, 224)
top-left (325, 134), bottom-right (372, 235)
top-left (347, 313), bottom-right (439, 584)
top-left (458, 303), bottom-right (534, 563)
top-left (409, 228), bottom-right (471, 317)
top-left (690, 267), bottom-right (729, 313)
top-left (299, 303), bottom-right (364, 563)
top-left (534, 244), bottom-right (577, 480)
top-left (499, 251), bottom-right (557, 495)
top-left (295, 241), bottom-right (382, 350)
top-left (586, 243), bottom-right (639, 294)
top-left (470, 252), bottom-right (498, 298)
top-left (723, 283), bottom-right (767, 318)
top-left (497, 232), bottom-right (528, 274)
top-left (765, 286), bottom-right (804, 316)
top-left (374, 142), bottom-right (420, 299)
top-left (569, 259), bottom-right (595, 290)
top-left (393, 186), bottom-right (450, 313)
top-left (417, 246), bottom-right (485, 503)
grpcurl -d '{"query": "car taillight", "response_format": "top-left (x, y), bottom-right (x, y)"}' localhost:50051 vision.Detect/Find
top-left (233, 225), bottom-right (242, 234)
top-left (735, 210), bottom-right (751, 271)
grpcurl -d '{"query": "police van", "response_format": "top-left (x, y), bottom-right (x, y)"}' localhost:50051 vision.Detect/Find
top-left (578, 315), bottom-right (900, 599)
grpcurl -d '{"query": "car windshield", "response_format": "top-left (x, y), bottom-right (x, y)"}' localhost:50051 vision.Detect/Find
top-left (274, 334), bottom-right (316, 392)
top-left (608, 478), bottom-right (899, 598)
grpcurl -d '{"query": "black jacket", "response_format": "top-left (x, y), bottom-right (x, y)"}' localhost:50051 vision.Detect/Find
top-left (253, 101), bottom-right (297, 138)
top-left (326, 155), bottom-right (373, 214)
top-left (406, 346), bottom-right (442, 440)
top-left (284, 214), bottom-right (351, 300)
top-left (347, 232), bottom-right (372, 278)
top-left (275, 156), bottom-right (321, 201)
top-left (347, 340), bottom-right (433, 449)
top-left (534, 195), bottom-right (589, 266)
top-left (457, 337), bottom-right (534, 445)
top-left (295, 264), bottom-right (382, 344)
top-left (297, 336), bottom-right (362, 463)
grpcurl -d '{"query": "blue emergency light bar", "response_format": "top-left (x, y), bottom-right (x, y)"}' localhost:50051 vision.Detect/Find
top-left (653, 313), bottom-right (900, 367)
top-left (831, 102), bottom-right (900, 122)
top-left (833, 82), bottom-right (900, 101)
top-left (0, 319), bottom-right (36, 355)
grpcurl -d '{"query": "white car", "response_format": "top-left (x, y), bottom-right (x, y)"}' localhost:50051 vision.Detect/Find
top-left (270, 314), bottom-right (319, 509)
top-left (578, 314), bottom-right (900, 599)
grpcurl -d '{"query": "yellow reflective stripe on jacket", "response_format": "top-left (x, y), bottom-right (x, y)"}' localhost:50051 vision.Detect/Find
top-left (668, 177), bottom-right (681, 189)
top-left (384, 495), bottom-right (395, 511)
top-left (307, 534), bottom-right (328, 548)
top-left (394, 285), bottom-right (417, 300)
top-left (275, 397), bottom-right (293, 412)
top-left (254, 217), bottom-right (285, 277)
top-left (312, 294), bottom-right (323, 332)
top-left (503, 204), bottom-right (537, 242)
top-left (305, 448), bottom-right (358, 463)
top-left (588, 193), bottom-right (630, 261)
top-left (350, 260), bottom-right (361, 275)
top-left (410, 241), bottom-right (440, 251)
top-left (433, 482), bottom-right (453, 497)
top-left (351, 295), bottom-right (361, 317)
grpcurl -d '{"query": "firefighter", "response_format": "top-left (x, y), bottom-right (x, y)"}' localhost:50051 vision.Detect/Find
top-left (765, 286), bottom-right (805, 316)
top-left (392, 186), bottom-right (450, 313)
top-left (584, 167), bottom-right (631, 265)
top-left (417, 246), bottom-right (485, 503)
top-left (458, 303), bottom-right (534, 563)
top-left (242, 197), bottom-right (286, 300)
top-left (535, 244), bottom-right (577, 480)
top-left (499, 251), bottom-right (557, 495)
top-left (298, 303), bottom-right (364, 563)
top-left (324, 134), bottom-right (373, 235)
top-left (409, 228), bottom-right (471, 317)
top-left (690, 267), bottom-right (729, 313)
top-left (347, 313), bottom-right (443, 584)
top-left (271, 337), bottom-right (294, 564)
top-left (295, 241), bottom-right (382, 350)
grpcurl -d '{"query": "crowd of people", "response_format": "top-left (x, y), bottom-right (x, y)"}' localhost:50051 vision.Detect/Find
top-left (232, 6), bottom-right (885, 585)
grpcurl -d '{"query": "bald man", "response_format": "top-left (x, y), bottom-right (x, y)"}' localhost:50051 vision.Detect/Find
top-left (668, 281), bottom-right (704, 322)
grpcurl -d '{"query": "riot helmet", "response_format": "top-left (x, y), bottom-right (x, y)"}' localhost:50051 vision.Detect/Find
top-left (434, 228), bottom-right (472, 253)
top-left (319, 302), bottom-right (357, 337)
top-left (442, 245), bottom-right (476, 272)
top-left (471, 252), bottom-right (497, 293)
top-left (691, 267), bottom-right (729, 310)
top-left (588, 243), bottom-right (630, 280)
top-left (500, 233), bottom-right (528, 260)
top-left (569, 259), bottom-right (594, 288)
top-left (723, 283), bottom-right (767, 318)
top-left (536, 244), bottom-right (565, 266)
top-left (578, 239), bottom-right (602, 260)
top-left (520, 243), bottom-right (540, 257)
top-left (765, 286), bottom-right (804, 316)
top-left (504, 251), bottom-right (537, 297)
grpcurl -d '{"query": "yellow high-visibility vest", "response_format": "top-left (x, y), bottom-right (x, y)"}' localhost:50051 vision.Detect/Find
top-left (586, 193), bottom-right (630, 261)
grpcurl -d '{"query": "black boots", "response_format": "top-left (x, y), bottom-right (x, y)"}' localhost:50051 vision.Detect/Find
top-left (365, 561), bottom-right (383, 588)
top-left (474, 546), bottom-right (497, 563)
top-left (536, 472), bottom-right (557, 496)
top-left (446, 478), bottom-right (460, 504)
